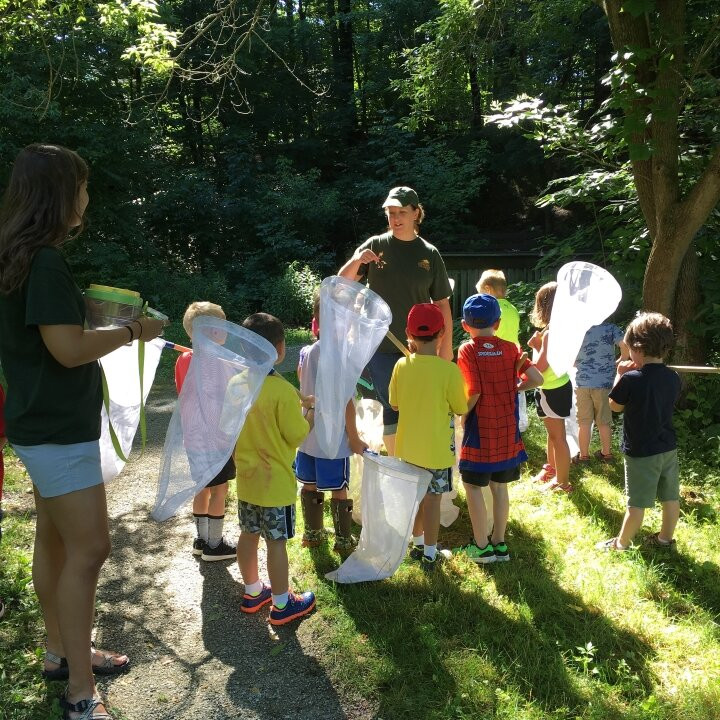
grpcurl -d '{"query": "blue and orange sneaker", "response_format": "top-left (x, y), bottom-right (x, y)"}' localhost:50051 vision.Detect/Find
top-left (240, 583), bottom-right (272, 614)
top-left (269, 591), bottom-right (316, 626)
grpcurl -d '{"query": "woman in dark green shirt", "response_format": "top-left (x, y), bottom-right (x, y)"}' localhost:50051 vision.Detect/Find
top-left (0, 145), bottom-right (165, 720)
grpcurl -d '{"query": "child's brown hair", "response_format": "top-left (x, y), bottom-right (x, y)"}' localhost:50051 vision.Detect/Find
top-left (242, 312), bottom-right (285, 347)
top-left (530, 281), bottom-right (557, 328)
top-left (624, 312), bottom-right (674, 360)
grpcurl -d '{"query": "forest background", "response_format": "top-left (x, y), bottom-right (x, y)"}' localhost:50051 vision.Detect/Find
top-left (1, 0), bottom-right (718, 464)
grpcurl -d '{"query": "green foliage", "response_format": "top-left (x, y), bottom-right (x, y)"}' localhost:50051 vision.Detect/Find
top-left (261, 261), bottom-right (321, 328)
top-left (676, 375), bottom-right (720, 469)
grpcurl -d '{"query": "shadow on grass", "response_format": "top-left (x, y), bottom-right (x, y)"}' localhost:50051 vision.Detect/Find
top-left (314, 519), bottom-right (656, 719)
top-left (570, 481), bottom-right (720, 622)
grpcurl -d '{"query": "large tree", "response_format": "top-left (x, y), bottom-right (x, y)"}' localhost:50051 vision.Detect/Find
top-left (596, 0), bottom-right (720, 328)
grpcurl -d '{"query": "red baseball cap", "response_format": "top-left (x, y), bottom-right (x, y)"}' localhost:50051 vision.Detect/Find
top-left (407, 303), bottom-right (444, 337)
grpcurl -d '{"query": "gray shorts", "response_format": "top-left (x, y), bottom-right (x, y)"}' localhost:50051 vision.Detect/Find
top-left (425, 468), bottom-right (452, 496)
top-left (625, 450), bottom-right (680, 508)
top-left (238, 500), bottom-right (296, 541)
top-left (13, 440), bottom-right (103, 499)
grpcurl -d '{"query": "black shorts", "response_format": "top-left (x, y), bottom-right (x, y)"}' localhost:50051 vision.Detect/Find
top-left (534, 381), bottom-right (573, 419)
top-left (461, 466), bottom-right (520, 487)
top-left (205, 457), bottom-right (235, 488)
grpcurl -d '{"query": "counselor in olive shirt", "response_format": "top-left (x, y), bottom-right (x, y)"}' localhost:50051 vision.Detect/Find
top-left (0, 247), bottom-right (102, 445)
top-left (356, 231), bottom-right (453, 353)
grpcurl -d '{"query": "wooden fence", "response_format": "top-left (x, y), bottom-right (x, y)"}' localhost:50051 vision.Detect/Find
top-left (444, 252), bottom-right (546, 318)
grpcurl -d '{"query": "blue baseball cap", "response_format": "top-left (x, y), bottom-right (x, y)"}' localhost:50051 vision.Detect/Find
top-left (463, 293), bottom-right (501, 329)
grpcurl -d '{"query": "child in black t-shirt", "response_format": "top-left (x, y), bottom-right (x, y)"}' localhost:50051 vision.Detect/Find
top-left (596, 312), bottom-right (681, 551)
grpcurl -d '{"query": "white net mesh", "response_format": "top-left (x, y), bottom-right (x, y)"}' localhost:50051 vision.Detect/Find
top-left (99, 338), bottom-right (164, 482)
top-left (315, 276), bottom-right (392, 458)
top-left (326, 453), bottom-right (430, 583)
top-left (152, 317), bottom-right (277, 521)
top-left (548, 262), bottom-right (622, 377)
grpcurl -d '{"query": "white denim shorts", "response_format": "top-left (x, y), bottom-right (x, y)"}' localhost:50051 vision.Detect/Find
top-left (13, 440), bottom-right (103, 498)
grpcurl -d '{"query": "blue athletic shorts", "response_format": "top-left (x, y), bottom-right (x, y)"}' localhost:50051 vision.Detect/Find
top-left (295, 451), bottom-right (350, 491)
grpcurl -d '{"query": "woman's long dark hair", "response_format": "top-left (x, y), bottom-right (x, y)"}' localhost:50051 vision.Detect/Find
top-left (0, 144), bottom-right (88, 295)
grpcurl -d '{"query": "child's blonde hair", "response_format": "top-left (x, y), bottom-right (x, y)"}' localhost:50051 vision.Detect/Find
top-left (476, 269), bottom-right (507, 297)
top-left (182, 301), bottom-right (226, 339)
top-left (530, 281), bottom-right (557, 328)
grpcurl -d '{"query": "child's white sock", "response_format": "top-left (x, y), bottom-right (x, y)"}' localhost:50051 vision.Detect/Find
top-left (207, 514), bottom-right (224, 549)
top-left (244, 580), bottom-right (263, 596)
top-left (194, 514), bottom-right (209, 542)
top-left (424, 544), bottom-right (437, 560)
top-left (413, 534), bottom-right (424, 547)
top-left (272, 591), bottom-right (289, 609)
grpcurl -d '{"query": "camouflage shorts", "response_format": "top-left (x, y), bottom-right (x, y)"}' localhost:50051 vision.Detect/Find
top-left (426, 467), bottom-right (452, 495)
top-left (237, 501), bottom-right (296, 541)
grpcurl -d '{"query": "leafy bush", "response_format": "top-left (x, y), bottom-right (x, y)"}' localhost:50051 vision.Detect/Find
top-left (261, 261), bottom-right (321, 328)
top-left (675, 374), bottom-right (720, 469)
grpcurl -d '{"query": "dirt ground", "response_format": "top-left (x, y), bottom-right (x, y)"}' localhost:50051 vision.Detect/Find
top-left (94, 383), bottom-right (375, 720)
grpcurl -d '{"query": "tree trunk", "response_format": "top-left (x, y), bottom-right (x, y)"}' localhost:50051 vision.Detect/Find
top-left (672, 242), bottom-right (704, 364)
top-left (468, 54), bottom-right (483, 128)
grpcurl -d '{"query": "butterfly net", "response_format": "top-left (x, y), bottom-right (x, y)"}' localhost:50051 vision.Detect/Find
top-left (99, 338), bottom-right (164, 482)
top-left (152, 317), bottom-right (277, 521)
top-left (326, 453), bottom-right (431, 583)
top-left (548, 262), bottom-right (622, 376)
top-left (315, 276), bottom-right (392, 458)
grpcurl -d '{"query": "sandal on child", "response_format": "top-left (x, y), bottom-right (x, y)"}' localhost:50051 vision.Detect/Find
top-left (532, 463), bottom-right (556, 484)
top-left (594, 450), bottom-right (614, 463)
top-left (571, 454), bottom-right (591, 465)
top-left (595, 537), bottom-right (627, 551)
top-left (62, 695), bottom-right (112, 720)
top-left (540, 478), bottom-right (573, 494)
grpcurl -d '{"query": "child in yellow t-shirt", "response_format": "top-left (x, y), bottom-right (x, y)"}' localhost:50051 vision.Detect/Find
top-left (234, 312), bottom-right (315, 625)
top-left (389, 304), bottom-right (467, 571)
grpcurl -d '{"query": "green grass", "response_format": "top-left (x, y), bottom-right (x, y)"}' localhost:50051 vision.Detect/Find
top-left (2, 418), bottom-right (719, 719)
top-left (286, 419), bottom-right (720, 720)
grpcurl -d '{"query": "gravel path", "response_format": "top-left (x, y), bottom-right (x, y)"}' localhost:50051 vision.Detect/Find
top-left (96, 383), bottom-right (374, 720)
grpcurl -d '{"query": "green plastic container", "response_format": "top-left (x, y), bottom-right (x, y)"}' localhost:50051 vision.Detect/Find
top-left (84, 284), bottom-right (143, 329)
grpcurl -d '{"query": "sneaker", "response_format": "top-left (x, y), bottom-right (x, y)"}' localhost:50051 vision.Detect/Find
top-left (420, 554), bottom-right (444, 572)
top-left (454, 540), bottom-right (496, 564)
top-left (409, 544), bottom-right (425, 560)
top-left (201, 538), bottom-right (237, 561)
top-left (491, 540), bottom-right (510, 562)
top-left (595, 537), bottom-right (628, 551)
top-left (645, 532), bottom-right (677, 549)
top-left (192, 538), bottom-right (207, 556)
top-left (410, 544), bottom-right (450, 561)
top-left (240, 583), bottom-right (272, 614)
top-left (269, 591), bottom-right (316, 626)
